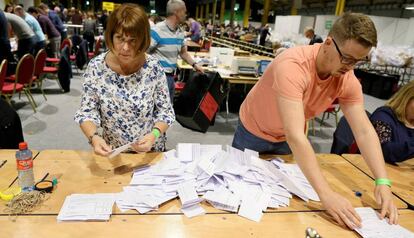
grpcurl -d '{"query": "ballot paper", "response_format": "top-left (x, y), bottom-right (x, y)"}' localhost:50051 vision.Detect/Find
top-left (115, 145), bottom-right (319, 222)
top-left (57, 193), bottom-right (115, 221)
top-left (354, 207), bottom-right (414, 238)
top-left (108, 141), bottom-right (134, 159)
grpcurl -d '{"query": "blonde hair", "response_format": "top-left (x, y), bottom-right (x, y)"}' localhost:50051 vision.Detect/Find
top-left (385, 81), bottom-right (414, 125)
top-left (329, 12), bottom-right (377, 48)
top-left (105, 4), bottom-right (150, 55)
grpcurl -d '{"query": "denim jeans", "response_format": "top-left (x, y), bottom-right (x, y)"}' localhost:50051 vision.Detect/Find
top-left (232, 120), bottom-right (292, 154)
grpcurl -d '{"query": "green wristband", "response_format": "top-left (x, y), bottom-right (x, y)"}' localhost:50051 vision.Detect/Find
top-left (152, 128), bottom-right (160, 139)
top-left (375, 178), bottom-right (392, 187)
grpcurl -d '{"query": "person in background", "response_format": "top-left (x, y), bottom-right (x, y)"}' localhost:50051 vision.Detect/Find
top-left (304, 26), bottom-right (323, 45)
top-left (186, 17), bottom-right (201, 42)
top-left (4, 12), bottom-right (35, 59)
top-left (148, 0), bottom-right (204, 103)
top-left (83, 11), bottom-right (97, 52)
top-left (370, 81), bottom-right (414, 164)
top-left (259, 24), bottom-right (271, 46)
top-left (148, 14), bottom-right (156, 27)
top-left (38, 3), bottom-right (67, 41)
top-left (14, 5), bottom-right (46, 55)
top-left (28, 7), bottom-right (61, 58)
top-left (99, 9), bottom-right (108, 32)
top-left (232, 12), bottom-right (398, 228)
top-left (0, 10), bottom-right (14, 64)
top-left (4, 4), bottom-right (14, 13)
top-left (74, 3), bottom-right (175, 156)
top-left (62, 8), bottom-right (69, 23)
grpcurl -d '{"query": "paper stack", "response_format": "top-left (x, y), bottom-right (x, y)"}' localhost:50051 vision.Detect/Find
top-left (57, 193), bottom-right (115, 221)
top-left (115, 144), bottom-right (319, 222)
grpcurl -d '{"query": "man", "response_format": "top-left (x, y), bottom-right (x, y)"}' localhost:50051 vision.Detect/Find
top-left (232, 13), bottom-right (398, 229)
top-left (148, 0), bottom-right (204, 103)
top-left (259, 24), bottom-right (271, 46)
top-left (304, 26), bottom-right (323, 45)
top-left (14, 5), bottom-right (46, 55)
top-left (28, 7), bottom-right (61, 58)
top-left (4, 12), bottom-right (36, 59)
top-left (38, 3), bottom-right (67, 41)
top-left (0, 10), bottom-right (14, 64)
top-left (186, 17), bottom-right (201, 42)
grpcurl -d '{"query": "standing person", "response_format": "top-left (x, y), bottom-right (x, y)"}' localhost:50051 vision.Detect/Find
top-left (74, 4), bottom-right (175, 156)
top-left (70, 8), bottom-right (83, 35)
top-left (38, 3), bottom-right (67, 41)
top-left (0, 10), bottom-right (14, 64)
top-left (186, 17), bottom-right (201, 42)
top-left (14, 5), bottom-right (46, 55)
top-left (370, 81), bottom-right (414, 164)
top-left (148, 0), bottom-right (204, 103)
top-left (304, 26), bottom-right (323, 45)
top-left (4, 12), bottom-right (36, 59)
top-left (4, 4), bottom-right (14, 13)
top-left (83, 11), bottom-right (97, 52)
top-left (232, 13), bottom-right (398, 228)
top-left (259, 24), bottom-right (271, 46)
top-left (99, 9), bottom-right (108, 32)
top-left (27, 7), bottom-right (61, 58)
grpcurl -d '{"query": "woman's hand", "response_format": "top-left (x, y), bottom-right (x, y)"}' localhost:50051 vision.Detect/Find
top-left (375, 185), bottom-right (398, 224)
top-left (320, 190), bottom-right (362, 229)
top-left (131, 133), bottom-right (156, 153)
top-left (91, 136), bottom-right (112, 156)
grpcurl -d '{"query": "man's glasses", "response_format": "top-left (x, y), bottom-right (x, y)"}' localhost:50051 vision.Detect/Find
top-left (332, 38), bottom-right (367, 66)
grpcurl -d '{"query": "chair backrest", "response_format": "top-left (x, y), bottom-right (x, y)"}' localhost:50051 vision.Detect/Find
top-left (94, 37), bottom-right (101, 56)
top-left (16, 54), bottom-right (35, 85)
top-left (61, 38), bottom-right (71, 51)
top-left (34, 49), bottom-right (47, 77)
top-left (0, 59), bottom-right (8, 92)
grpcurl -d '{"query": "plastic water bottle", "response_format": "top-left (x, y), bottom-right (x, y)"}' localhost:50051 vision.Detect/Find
top-left (16, 142), bottom-right (35, 192)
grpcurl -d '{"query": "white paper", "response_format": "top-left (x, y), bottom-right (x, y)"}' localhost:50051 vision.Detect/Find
top-left (108, 142), bottom-right (133, 159)
top-left (181, 204), bottom-right (205, 218)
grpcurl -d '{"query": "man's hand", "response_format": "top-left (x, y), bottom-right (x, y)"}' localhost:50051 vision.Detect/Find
top-left (320, 190), bottom-right (362, 229)
top-left (375, 185), bottom-right (398, 224)
top-left (91, 136), bottom-right (112, 156)
top-left (131, 133), bottom-right (156, 153)
top-left (193, 63), bottom-right (204, 73)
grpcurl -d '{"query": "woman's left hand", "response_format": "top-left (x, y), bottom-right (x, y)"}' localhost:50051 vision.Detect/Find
top-left (193, 64), bottom-right (205, 74)
top-left (131, 133), bottom-right (156, 153)
top-left (374, 185), bottom-right (398, 224)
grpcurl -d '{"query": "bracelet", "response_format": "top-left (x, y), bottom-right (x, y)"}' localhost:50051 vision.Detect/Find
top-left (191, 62), bottom-right (196, 68)
top-left (88, 131), bottom-right (99, 145)
top-left (152, 127), bottom-right (161, 139)
top-left (375, 178), bottom-right (392, 187)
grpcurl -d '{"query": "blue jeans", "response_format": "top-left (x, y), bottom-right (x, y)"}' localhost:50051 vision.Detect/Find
top-left (232, 120), bottom-right (292, 154)
top-left (166, 75), bottom-right (175, 105)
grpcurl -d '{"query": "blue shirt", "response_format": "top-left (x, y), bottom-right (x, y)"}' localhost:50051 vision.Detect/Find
top-left (24, 13), bottom-right (45, 42)
top-left (370, 106), bottom-right (414, 163)
top-left (48, 10), bottom-right (65, 33)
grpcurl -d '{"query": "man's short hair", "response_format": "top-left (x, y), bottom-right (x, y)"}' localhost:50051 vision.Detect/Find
top-left (27, 7), bottom-right (38, 14)
top-left (38, 3), bottom-right (49, 10)
top-left (304, 26), bottom-right (314, 34)
top-left (329, 12), bottom-right (377, 48)
top-left (105, 3), bottom-right (150, 55)
top-left (166, 0), bottom-right (185, 16)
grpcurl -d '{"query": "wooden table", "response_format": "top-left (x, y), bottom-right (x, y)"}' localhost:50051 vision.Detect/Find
top-left (1, 209), bottom-right (413, 237)
top-left (0, 150), bottom-right (39, 190)
top-left (342, 154), bottom-right (414, 208)
top-left (185, 40), bottom-right (202, 52)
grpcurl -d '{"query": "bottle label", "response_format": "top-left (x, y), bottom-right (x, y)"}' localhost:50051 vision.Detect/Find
top-left (16, 158), bottom-right (33, 170)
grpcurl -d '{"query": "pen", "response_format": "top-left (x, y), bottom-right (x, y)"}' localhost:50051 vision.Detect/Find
top-left (40, 172), bottom-right (49, 182)
top-left (0, 160), bottom-right (7, 168)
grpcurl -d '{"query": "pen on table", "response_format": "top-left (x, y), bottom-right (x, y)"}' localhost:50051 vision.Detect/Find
top-left (0, 160), bottom-right (7, 168)
top-left (40, 172), bottom-right (49, 182)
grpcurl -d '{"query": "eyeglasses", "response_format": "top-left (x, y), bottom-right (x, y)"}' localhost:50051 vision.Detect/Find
top-left (331, 38), bottom-right (366, 66)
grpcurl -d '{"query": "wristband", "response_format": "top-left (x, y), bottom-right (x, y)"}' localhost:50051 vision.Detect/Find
top-left (375, 178), bottom-right (392, 187)
top-left (88, 131), bottom-right (99, 145)
top-left (152, 128), bottom-right (161, 139)
top-left (191, 62), bottom-right (196, 68)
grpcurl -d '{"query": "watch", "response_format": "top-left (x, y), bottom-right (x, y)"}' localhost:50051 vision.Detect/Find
top-left (88, 131), bottom-right (100, 145)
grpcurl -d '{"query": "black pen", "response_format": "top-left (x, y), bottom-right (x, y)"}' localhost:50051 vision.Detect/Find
top-left (40, 172), bottom-right (49, 182)
top-left (0, 160), bottom-right (7, 168)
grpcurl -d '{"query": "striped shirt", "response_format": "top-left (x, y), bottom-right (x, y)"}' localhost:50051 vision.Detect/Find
top-left (148, 20), bottom-right (185, 73)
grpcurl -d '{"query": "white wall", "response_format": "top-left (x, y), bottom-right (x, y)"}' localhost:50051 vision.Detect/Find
top-left (298, 16), bottom-right (315, 35)
top-left (369, 15), bottom-right (414, 46)
top-left (314, 15), bottom-right (339, 38)
top-left (273, 15), bottom-right (302, 38)
top-left (403, 18), bottom-right (414, 46)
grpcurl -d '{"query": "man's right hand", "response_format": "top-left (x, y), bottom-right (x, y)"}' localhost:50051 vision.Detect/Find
top-left (91, 136), bottom-right (112, 156)
top-left (320, 190), bottom-right (362, 229)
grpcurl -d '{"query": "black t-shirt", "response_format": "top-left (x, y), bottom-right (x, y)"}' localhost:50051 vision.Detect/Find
top-left (309, 34), bottom-right (323, 45)
top-left (0, 10), bottom-right (9, 44)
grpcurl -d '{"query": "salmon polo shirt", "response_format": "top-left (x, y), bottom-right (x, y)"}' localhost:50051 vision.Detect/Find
top-left (239, 44), bottom-right (364, 142)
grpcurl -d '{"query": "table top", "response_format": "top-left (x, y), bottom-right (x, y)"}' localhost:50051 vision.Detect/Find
top-left (0, 151), bottom-right (406, 216)
top-left (185, 40), bottom-right (201, 48)
top-left (1, 209), bottom-right (413, 238)
top-left (0, 150), bottom-right (39, 191)
top-left (342, 154), bottom-right (414, 207)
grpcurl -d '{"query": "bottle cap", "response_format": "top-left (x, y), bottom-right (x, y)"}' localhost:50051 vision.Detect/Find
top-left (19, 142), bottom-right (28, 150)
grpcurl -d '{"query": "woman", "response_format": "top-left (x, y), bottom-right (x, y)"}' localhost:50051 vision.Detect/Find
top-left (370, 80), bottom-right (414, 163)
top-left (74, 3), bottom-right (175, 156)
top-left (82, 11), bottom-right (97, 52)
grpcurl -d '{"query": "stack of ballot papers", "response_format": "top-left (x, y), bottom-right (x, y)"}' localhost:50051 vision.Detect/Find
top-left (57, 194), bottom-right (115, 221)
top-left (115, 144), bottom-right (320, 222)
top-left (354, 207), bottom-right (414, 238)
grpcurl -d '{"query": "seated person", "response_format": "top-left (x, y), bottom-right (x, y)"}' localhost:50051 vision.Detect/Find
top-left (370, 81), bottom-right (414, 164)
top-left (74, 4), bottom-right (175, 156)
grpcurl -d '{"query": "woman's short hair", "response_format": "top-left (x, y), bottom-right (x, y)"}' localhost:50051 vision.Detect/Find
top-left (329, 12), bottom-right (377, 48)
top-left (105, 3), bottom-right (150, 55)
top-left (386, 81), bottom-right (414, 125)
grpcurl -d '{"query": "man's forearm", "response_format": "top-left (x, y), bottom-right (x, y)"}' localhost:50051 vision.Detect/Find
top-left (180, 52), bottom-right (195, 65)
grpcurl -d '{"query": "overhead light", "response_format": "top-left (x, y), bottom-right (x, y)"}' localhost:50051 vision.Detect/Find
top-left (405, 4), bottom-right (414, 10)
top-left (151, 9), bottom-right (156, 14)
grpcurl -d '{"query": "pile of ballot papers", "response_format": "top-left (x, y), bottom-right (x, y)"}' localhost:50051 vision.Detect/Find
top-left (115, 144), bottom-right (320, 222)
top-left (57, 194), bottom-right (115, 221)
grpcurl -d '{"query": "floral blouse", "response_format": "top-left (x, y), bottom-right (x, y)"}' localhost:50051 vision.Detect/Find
top-left (74, 52), bottom-right (175, 151)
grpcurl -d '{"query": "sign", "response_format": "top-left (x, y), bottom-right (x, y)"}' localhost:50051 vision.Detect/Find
top-left (325, 20), bottom-right (333, 30)
top-left (102, 2), bottom-right (114, 11)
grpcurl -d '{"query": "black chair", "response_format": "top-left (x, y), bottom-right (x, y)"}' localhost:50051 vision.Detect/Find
top-left (0, 97), bottom-right (24, 149)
